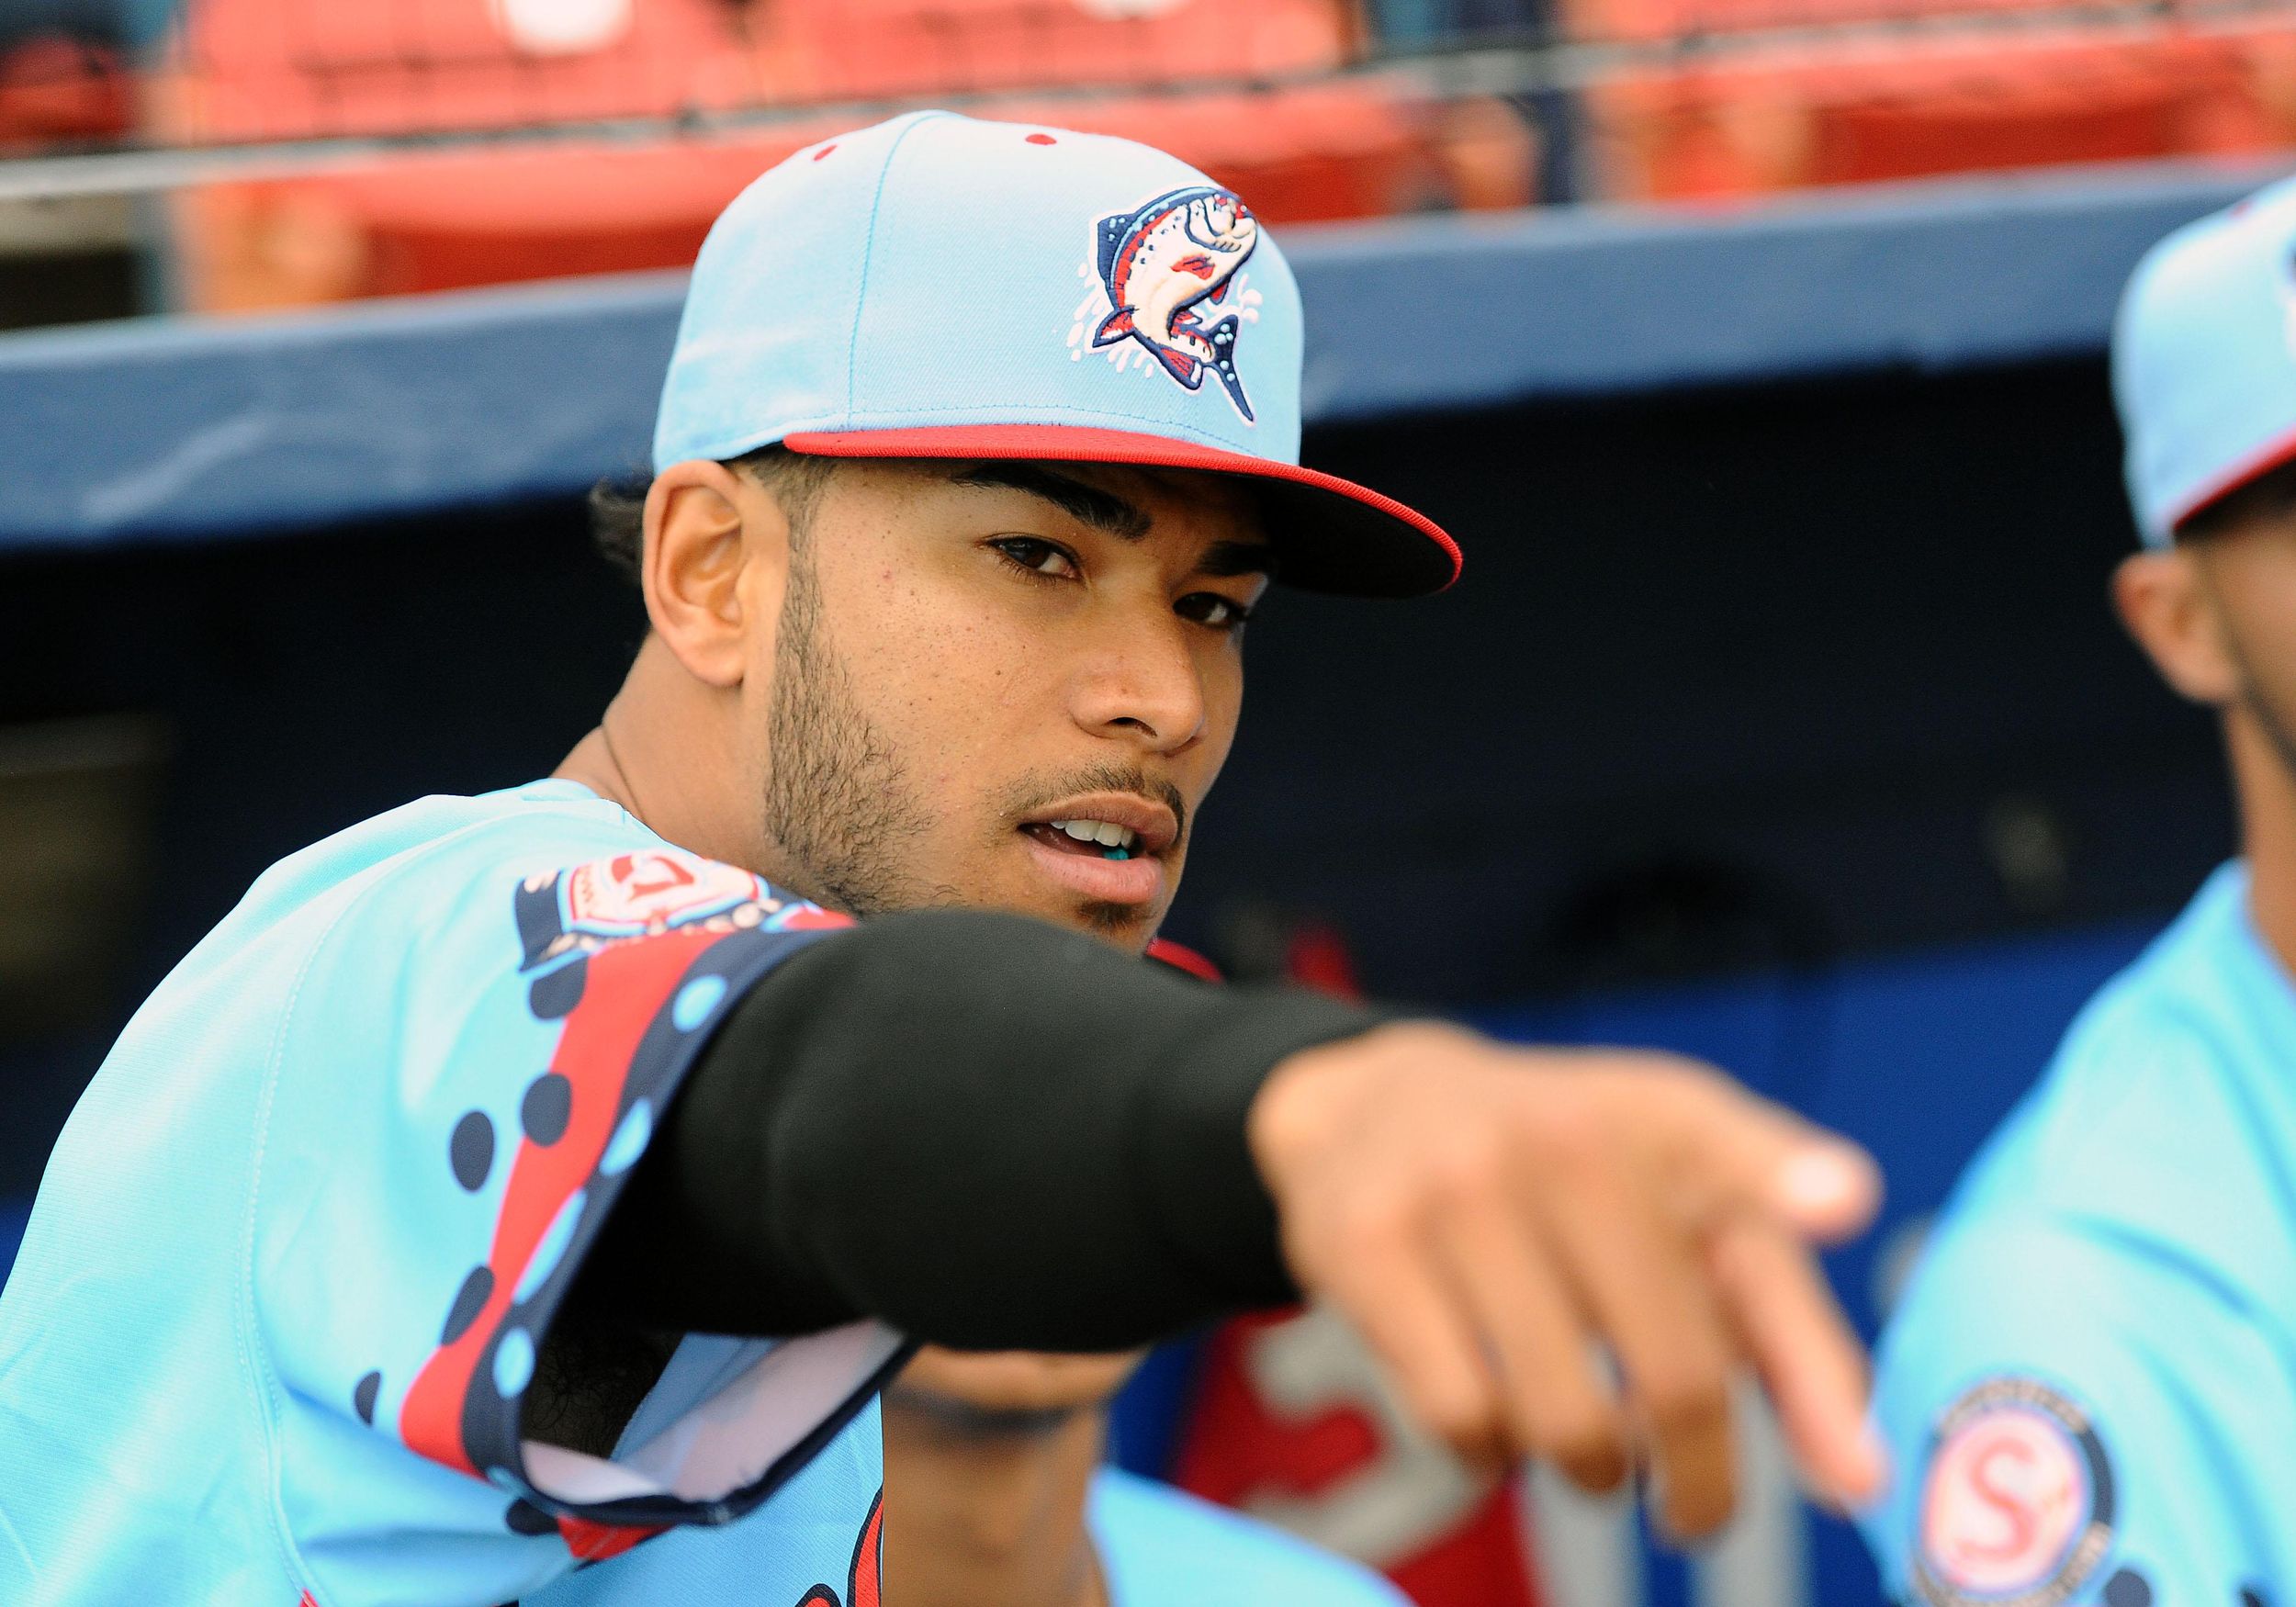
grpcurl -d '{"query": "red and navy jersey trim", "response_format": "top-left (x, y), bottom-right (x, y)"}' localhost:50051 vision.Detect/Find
top-left (388, 856), bottom-right (863, 1552)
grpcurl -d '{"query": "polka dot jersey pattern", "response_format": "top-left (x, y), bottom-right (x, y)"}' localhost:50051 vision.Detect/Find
top-left (0, 781), bottom-right (891, 1607)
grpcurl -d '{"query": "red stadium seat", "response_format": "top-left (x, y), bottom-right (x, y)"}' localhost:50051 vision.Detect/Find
top-left (173, 129), bottom-right (816, 308)
top-left (1809, 50), bottom-right (2268, 185)
top-left (0, 34), bottom-right (131, 151)
top-left (990, 82), bottom-right (1529, 223)
top-left (162, 0), bottom-right (1528, 311)
top-left (746, 0), bottom-right (1519, 227)
top-left (173, 89), bottom-right (1529, 310)
top-left (161, 0), bottom-right (762, 307)
top-left (1587, 24), bottom-right (2295, 199)
top-left (160, 0), bottom-right (757, 144)
top-left (1572, 0), bottom-right (2100, 46)
top-left (751, 0), bottom-right (1358, 102)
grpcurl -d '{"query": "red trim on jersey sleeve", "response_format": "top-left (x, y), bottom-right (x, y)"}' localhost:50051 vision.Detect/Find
top-left (558, 1514), bottom-right (669, 1564)
top-left (779, 906), bottom-right (855, 930)
top-left (849, 1489), bottom-right (884, 1607)
top-left (1145, 936), bottom-right (1222, 983)
top-left (789, 1489), bottom-right (883, 1607)
top-left (399, 927), bottom-right (723, 1478)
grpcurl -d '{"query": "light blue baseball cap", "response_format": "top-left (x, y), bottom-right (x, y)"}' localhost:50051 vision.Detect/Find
top-left (2116, 174), bottom-right (2296, 545)
top-left (653, 109), bottom-right (1459, 597)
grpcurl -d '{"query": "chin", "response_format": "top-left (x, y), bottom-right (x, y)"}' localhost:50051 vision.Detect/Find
top-left (965, 858), bottom-right (1165, 950)
top-left (1075, 898), bottom-right (1158, 948)
top-left (993, 875), bottom-right (1159, 944)
top-left (899, 1347), bottom-right (1143, 1414)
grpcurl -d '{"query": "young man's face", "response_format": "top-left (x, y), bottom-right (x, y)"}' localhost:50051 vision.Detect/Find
top-left (748, 458), bottom-right (1272, 951)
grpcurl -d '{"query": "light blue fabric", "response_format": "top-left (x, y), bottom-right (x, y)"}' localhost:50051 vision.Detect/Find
top-left (2116, 175), bottom-right (2296, 545)
top-left (1093, 1467), bottom-right (1410, 1606)
top-left (0, 780), bottom-right (883, 1607)
top-left (654, 110), bottom-right (1304, 469)
top-left (537, 1434), bottom-right (1408, 1607)
top-left (534, 1343), bottom-right (889, 1607)
top-left (1863, 862), bottom-right (2296, 1606)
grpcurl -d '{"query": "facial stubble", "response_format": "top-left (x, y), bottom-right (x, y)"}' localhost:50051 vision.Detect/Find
top-left (761, 538), bottom-right (943, 919)
top-left (761, 537), bottom-right (1189, 943)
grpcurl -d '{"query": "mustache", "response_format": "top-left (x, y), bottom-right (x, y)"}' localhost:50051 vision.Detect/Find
top-left (1002, 761), bottom-right (1189, 851)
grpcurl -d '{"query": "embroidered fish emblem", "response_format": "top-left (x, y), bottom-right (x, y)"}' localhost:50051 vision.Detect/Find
top-left (1093, 185), bottom-right (1259, 421)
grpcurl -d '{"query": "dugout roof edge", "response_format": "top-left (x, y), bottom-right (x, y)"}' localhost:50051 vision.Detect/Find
top-left (1, 157), bottom-right (2285, 551)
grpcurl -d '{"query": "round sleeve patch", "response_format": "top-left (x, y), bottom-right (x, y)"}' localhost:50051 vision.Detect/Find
top-left (1914, 1377), bottom-right (2116, 1607)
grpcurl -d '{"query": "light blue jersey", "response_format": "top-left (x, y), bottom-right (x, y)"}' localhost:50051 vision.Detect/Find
top-left (1092, 1466), bottom-right (1411, 1606)
top-left (1863, 862), bottom-right (2296, 1607)
top-left (539, 1380), bottom-right (1408, 1607)
top-left (0, 781), bottom-right (905, 1607)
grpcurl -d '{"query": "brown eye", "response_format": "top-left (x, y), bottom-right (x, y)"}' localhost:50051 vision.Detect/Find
top-left (991, 537), bottom-right (1079, 579)
top-left (1178, 592), bottom-right (1254, 631)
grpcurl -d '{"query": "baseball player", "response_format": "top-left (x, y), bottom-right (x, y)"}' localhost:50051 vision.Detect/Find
top-left (1862, 175), bottom-right (2296, 1607)
top-left (0, 111), bottom-right (1884, 1607)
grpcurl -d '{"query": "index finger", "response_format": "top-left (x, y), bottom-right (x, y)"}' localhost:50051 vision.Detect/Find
top-left (1709, 1213), bottom-right (1887, 1510)
top-left (1643, 1070), bottom-right (1882, 1245)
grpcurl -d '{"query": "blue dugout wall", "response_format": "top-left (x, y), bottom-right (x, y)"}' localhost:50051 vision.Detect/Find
top-left (1, 157), bottom-right (2271, 550)
top-left (2, 155), bottom-right (2285, 1604)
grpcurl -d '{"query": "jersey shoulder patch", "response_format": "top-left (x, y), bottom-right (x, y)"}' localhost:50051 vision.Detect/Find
top-left (1914, 1376), bottom-right (2117, 1607)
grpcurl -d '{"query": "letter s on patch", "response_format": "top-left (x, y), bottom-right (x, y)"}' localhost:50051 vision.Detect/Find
top-left (1914, 1377), bottom-right (2118, 1607)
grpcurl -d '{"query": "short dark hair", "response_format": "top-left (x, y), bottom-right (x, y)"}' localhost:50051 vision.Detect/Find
top-left (589, 444), bottom-right (837, 584)
top-left (2178, 454), bottom-right (2296, 544)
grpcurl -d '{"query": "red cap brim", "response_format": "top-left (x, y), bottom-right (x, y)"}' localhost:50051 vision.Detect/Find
top-left (2167, 421), bottom-right (2296, 537)
top-left (782, 424), bottom-right (1460, 598)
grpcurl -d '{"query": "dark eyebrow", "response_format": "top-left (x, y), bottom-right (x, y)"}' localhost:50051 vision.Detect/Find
top-left (1198, 539), bottom-right (1279, 581)
top-left (951, 462), bottom-right (1152, 542)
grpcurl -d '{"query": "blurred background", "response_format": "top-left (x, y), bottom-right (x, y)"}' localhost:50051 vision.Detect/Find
top-left (0, 0), bottom-right (2285, 1601)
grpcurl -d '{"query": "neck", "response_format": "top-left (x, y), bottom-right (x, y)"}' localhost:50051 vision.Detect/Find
top-left (556, 639), bottom-right (778, 876)
top-left (880, 1394), bottom-right (1108, 1607)
top-left (2228, 708), bottom-right (2296, 977)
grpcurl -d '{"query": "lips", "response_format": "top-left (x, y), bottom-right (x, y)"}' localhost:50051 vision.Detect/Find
top-left (1022, 821), bottom-right (1139, 858)
top-left (1015, 792), bottom-right (1179, 859)
top-left (1019, 831), bottom-right (1166, 905)
top-left (1015, 791), bottom-right (1179, 907)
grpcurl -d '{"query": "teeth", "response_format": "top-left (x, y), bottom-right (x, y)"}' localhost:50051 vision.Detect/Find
top-left (1049, 819), bottom-right (1142, 851)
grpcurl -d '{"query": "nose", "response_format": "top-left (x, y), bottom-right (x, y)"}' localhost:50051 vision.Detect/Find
top-left (1069, 612), bottom-right (1209, 757)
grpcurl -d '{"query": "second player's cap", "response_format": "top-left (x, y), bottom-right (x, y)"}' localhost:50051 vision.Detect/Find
top-left (2116, 174), bottom-right (2296, 545)
top-left (654, 109), bottom-right (1460, 597)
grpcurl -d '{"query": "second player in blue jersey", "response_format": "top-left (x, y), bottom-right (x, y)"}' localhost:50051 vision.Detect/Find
top-left (1864, 174), bottom-right (2296, 1607)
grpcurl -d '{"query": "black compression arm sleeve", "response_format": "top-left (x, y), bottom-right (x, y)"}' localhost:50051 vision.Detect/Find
top-left (576, 909), bottom-right (1381, 1351)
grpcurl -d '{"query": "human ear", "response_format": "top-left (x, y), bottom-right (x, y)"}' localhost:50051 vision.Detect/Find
top-left (2113, 546), bottom-right (2240, 706)
top-left (640, 459), bottom-right (790, 690)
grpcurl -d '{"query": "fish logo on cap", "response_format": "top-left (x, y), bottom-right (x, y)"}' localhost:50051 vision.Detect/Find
top-left (1090, 185), bottom-right (1259, 421)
